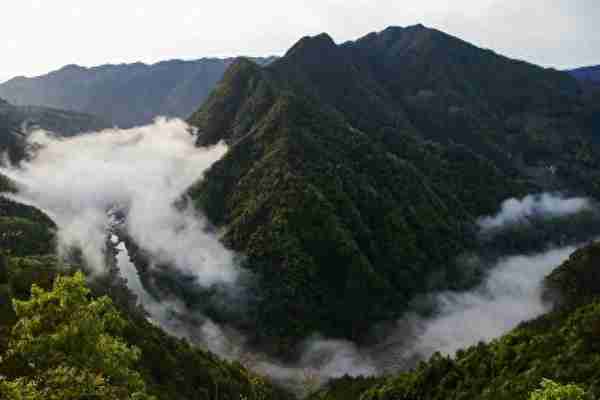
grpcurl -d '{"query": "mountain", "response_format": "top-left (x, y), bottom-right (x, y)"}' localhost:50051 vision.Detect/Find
top-left (569, 65), bottom-right (600, 87)
top-left (185, 25), bottom-right (600, 349)
top-left (0, 118), bottom-right (292, 400)
top-left (0, 204), bottom-right (292, 400)
top-left (1, 22), bottom-right (600, 399)
top-left (0, 57), bottom-right (277, 128)
top-left (312, 240), bottom-right (600, 399)
top-left (0, 98), bottom-right (109, 162)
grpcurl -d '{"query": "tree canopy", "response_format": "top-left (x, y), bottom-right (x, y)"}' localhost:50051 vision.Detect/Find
top-left (0, 272), bottom-right (155, 400)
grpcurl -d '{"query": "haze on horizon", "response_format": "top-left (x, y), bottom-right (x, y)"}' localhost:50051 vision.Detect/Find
top-left (1, 0), bottom-right (598, 82)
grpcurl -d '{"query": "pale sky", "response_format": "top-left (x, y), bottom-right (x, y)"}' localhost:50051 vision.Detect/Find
top-left (1, 0), bottom-right (598, 82)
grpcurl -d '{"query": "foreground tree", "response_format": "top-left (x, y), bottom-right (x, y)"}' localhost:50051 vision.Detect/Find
top-left (529, 379), bottom-right (586, 400)
top-left (0, 271), bottom-right (155, 399)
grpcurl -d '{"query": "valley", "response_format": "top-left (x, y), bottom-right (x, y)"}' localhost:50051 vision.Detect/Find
top-left (0, 19), bottom-right (599, 400)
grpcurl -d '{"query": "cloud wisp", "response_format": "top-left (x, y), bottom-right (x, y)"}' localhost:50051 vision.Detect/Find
top-left (375, 244), bottom-right (580, 371)
top-left (112, 234), bottom-right (376, 396)
top-left (478, 193), bottom-right (592, 231)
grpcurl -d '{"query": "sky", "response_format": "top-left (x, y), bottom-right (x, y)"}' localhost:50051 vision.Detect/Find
top-left (0, 0), bottom-right (598, 82)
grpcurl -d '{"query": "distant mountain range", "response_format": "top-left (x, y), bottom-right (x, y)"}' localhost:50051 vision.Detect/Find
top-left (0, 57), bottom-right (276, 128)
top-left (569, 65), bottom-right (600, 88)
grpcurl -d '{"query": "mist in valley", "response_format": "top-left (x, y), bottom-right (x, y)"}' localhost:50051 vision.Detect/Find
top-left (0, 121), bottom-right (597, 395)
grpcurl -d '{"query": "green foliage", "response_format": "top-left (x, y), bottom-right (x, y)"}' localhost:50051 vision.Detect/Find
top-left (188, 25), bottom-right (598, 346)
top-left (0, 114), bottom-right (26, 164)
top-left (0, 188), bottom-right (292, 400)
top-left (0, 252), bottom-right (8, 284)
top-left (0, 255), bottom-right (292, 400)
top-left (545, 242), bottom-right (600, 307)
top-left (0, 272), bottom-right (155, 399)
top-left (121, 315), bottom-right (291, 400)
top-left (313, 242), bottom-right (600, 400)
top-left (0, 217), bottom-right (55, 257)
top-left (529, 379), bottom-right (586, 400)
top-left (0, 269), bottom-right (293, 400)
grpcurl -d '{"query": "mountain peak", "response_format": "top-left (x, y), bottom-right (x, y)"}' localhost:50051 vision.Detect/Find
top-left (380, 23), bottom-right (428, 34)
top-left (59, 64), bottom-right (86, 72)
top-left (351, 23), bottom-right (445, 55)
top-left (284, 32), bottom-right (337, 58)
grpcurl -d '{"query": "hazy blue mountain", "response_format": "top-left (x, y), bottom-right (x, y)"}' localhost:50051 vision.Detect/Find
top-left (0, 57), bottom-right (276, 128)
top-left (569, 65), bottom-right (600, 87)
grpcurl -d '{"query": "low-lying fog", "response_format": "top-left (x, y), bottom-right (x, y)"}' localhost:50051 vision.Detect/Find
top-left (0, 119), bottom-right (595, 395)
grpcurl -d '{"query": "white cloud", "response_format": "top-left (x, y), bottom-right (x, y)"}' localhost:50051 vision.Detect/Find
top-left (478, 193), bottom-right (592, 231)
top-left (377, 244), bottom-right (580, 370)
top-left (0, 118), bottom-right (238, 287)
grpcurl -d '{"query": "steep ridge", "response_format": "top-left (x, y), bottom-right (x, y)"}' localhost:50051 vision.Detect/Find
top-left (313, 241), bottom-right (600, 399)
top-left (0, 97), bottom-right (109, 163)
top-left (569, 66), bottom-right (600, 135)
top-left (0, 57), bottom-right (276, 128)
top-left (187, 25), bottom-right (600, 348)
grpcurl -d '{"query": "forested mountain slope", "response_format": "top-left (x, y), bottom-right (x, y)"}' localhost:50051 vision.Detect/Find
top-left (187, 25), bottom-right (600, 348)
top-left (0, 153), bottom-right (292, 400)
top-left (0, 97), bottom-right (109, 162)
top-left (569, 66), bottom-right (600, 134)
top-left (0, 57), bottom-right (276, 128)
top-left (0, 101), bottom-right (290, 400)
top-left (312, 241), bottom-right (600, 399)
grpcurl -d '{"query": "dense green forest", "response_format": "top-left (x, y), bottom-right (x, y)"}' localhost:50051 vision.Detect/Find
top-left (311, 242), bottom-right (600, 400)
top-left (186, 25), bottom-right (600, 348)
top-left (0, 118), bottom-right (292, 399)
top-left (1, 23), bottom-right (600, 399)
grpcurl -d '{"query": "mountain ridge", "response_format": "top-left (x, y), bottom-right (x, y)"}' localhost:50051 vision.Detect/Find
top-left (2, 22), bottom-right (600, 399)
top-left (184, 24), bottom-right (600, 348)
top-left (0, 98), bottom-right (109, 162)
top-left (0, 56), bottom-right (277, 128)
top-left (184, 24), bottom-right (600, 349)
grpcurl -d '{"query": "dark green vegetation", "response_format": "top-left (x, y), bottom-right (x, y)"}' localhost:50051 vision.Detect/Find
top-left (186, 25), bottom-right (600, 347)
top-left (0, 101), bottom-right (27, 164)
top-left (0, 58), bottom-right (276, 128)
top-left (0, 259), bottom-right (291, 400)
top-left (0, 97), bottom-right (109, 163)
top-left (0, 272), bottom-right (156, 399)
top-left (1, 23), bottom-right (599, 399)
top-left (0, 154), bottom-right (291, 399)
top-left (0, 99), bottom-right (109, 136)
top-left (311, 241), bottom-right (600, 399)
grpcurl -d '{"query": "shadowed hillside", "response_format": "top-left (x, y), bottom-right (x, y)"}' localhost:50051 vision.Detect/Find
top-left (0, 97), bottom-right (109, 163)
top-left (185, 25), bottom-right (600, 349)
top-left (311, 241), bottom-right (600, 399)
